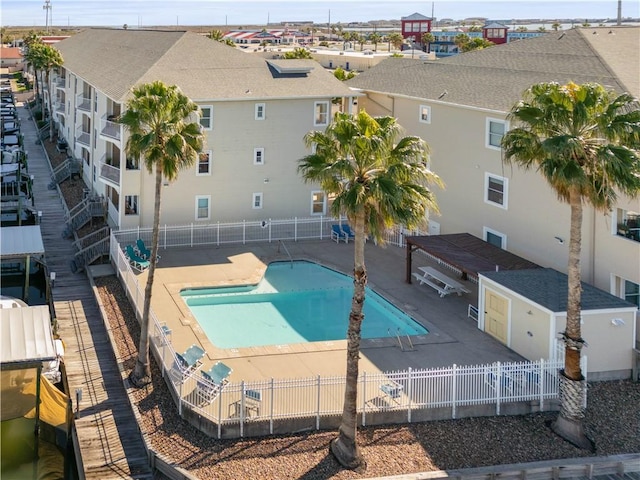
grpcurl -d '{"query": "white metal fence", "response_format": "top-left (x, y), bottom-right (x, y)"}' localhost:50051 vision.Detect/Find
top-left (109, 219), bottom-right (581, 439)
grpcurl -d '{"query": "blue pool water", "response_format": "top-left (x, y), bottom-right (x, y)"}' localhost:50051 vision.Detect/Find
top-left (181, 260), bottom-right (428, 349)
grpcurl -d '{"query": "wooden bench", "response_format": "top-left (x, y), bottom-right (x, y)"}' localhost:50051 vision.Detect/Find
top-left (413, 266), bottom-right (471, 297)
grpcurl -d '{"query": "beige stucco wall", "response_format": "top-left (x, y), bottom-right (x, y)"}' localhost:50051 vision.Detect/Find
top-left (357, 93), bottom-right (640, 300)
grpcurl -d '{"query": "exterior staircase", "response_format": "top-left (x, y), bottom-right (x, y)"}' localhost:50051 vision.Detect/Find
top-left (48, 157), bottom-right (80, 189)
top-left (61, 195), bottom-right (106, 239)
top-left (69, 227), bottom-right (111, 273)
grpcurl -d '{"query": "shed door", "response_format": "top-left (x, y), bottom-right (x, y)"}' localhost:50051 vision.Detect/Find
top-left (485, 290), bottom-right (508, 344)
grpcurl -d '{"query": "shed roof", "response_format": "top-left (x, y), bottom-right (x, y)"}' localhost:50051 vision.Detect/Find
top-left (0, 225), bottom-right (45, 259)
top-left (407, 233), bottom-right (540, 280)
top-left (1, 306), bottom-right (56, 368)
top-left (481, 268), bottom-right (636, 312)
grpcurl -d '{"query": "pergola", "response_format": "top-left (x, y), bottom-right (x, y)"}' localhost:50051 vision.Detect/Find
top-left (405, 233), bottom-right (541, 283)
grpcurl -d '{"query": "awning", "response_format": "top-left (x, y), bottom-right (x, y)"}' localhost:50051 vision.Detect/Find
top-left (1, 306), bottom-right (56, 369)
top-left (0, 225), bottom-right (45, 259)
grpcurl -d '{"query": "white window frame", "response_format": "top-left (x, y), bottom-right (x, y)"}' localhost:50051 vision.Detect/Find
top-left (483, 226), bottom-right (507, 249)
top-left (310, 190), bottom-right (326, 215)
top-left (255, 103), bottom-right (265, 120)
top-left (196, 150), bottom-right (211, 176)
top-left (253, 147), bottom-right (265, 165)
top-left (199, 105), bottom-right (213, 130)
top-left (252, 192), bottom-right (263, 209)
top-left (419, 104), bottom-right (431, 124)
top-left (314, 101), bottom-right (329, 127)
top-left (486, 118), bottom-right (507, 150)
top-left (195, 195), bottom-right (211, 221)
top-left (484, 173), bottom-right (508, 209)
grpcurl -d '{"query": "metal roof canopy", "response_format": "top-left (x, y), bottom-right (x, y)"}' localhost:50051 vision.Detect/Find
top-left (405, 233), bottom-right (542, 283)
top-left (1, 306), bottom-right (56, 369)
top-left (0, 225), bottom-right (45, 259)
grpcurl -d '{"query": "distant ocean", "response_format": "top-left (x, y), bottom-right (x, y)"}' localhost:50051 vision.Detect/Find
top-left (3, 0), bottom-right (638, 28)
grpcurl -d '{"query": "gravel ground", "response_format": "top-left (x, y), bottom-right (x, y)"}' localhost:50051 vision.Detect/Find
top-left (95, 275), bottom-right (639, 480)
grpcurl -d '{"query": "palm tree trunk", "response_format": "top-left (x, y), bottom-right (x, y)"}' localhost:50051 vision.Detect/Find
top-left (129, 162), bottom-right (162, 387)
top-left (551, 188), bottom-right (592, 450)
top-left (46, 69), bottom-right (55, 141)
top-left (330, 214), bottom-right (367, 473)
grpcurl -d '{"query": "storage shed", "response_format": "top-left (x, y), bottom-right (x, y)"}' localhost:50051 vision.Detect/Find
top-left (478, 268), bottom-right (638, 380)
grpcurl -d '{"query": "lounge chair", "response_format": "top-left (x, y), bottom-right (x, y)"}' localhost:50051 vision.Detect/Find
top-left (136, 238), bottom-right (160, 261)
top-left (125, 245), bottom-right (150, 272)
top-left (196, 361), bottom-right (232, 404)
top-left (331, 224), bottom-right (347, 243)
top-left (341, 224), bottom-right (356, 241)
top-left (172, 344), bottom-right (206, 382)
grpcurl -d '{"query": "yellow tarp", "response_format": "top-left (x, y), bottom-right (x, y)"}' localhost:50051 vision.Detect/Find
top-left (23, 376), bottom-right (68, 428)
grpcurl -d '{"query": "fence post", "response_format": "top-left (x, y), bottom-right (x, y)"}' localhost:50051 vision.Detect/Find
top-left (407, 367), bottom-right (412, 423)
top-left (243, 220), bottom-right (246, 244)
top-left (269, 378), bottom-right (274, 435)
top-left (163, 224), bottom-right (167, 249)
top-left (216, 221), bottom-right (220, 246)
top-left (320, 215), bottom-right (323, 240)
top-left (451, 364), bottom-right (457, 419)
top-left (294, 217), bottom-right (298, 241)
top-left (190, 223), bottom-right (194, 247)
top-left (316, 375), bottom-right (321, 430)
top-left (268, 218), bottom-right (272, 243)
top-left (539, 358), bottom-right (544, 411)
top-left (218, 388), bottom-right (223, 439)
top-left (361, 371), bottom-right (366, 427)
top-left (240, 380), bottom-right (245, 438)
top-left (496, 361), bottom-right (501, 416)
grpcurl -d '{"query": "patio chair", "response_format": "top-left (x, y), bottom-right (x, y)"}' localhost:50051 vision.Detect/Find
top-left (341, 223), bottom-right (356, 241)
top-left (196, 361), bottom-right (232, 405)
top-left (172, 344), bottom-right (206, 382)
top-left (331, 224), bottom-right (347, 243)
top-left (137, 238), bottom-right (161, 261)
top-left (125, 245), bottom-right (150, 272)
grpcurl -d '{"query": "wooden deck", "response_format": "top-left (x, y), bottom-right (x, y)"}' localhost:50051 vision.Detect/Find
top-left (18, 105), bottom-right (153, 479)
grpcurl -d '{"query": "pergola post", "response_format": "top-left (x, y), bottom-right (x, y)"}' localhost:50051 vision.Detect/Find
top-left (406, 239), bottom-right (413, 284)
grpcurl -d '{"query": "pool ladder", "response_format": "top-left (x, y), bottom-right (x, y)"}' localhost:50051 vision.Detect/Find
top-left (278, 240), bottom-right (294, 268)
top-left (388, 328), bottom-right (414, 351)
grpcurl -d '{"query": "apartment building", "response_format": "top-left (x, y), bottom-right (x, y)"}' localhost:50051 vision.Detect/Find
top-left (51, 28), bottom-right (356, 229)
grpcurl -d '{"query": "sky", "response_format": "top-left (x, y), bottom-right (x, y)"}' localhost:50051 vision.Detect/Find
top-left (2, 0), bottom-right (638, 28)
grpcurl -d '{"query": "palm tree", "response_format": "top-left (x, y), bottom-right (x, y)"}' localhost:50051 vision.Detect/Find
top-left (387, 32), bottom-right (404, 51)
top-left (552, 22), bottom-right (562, 31)
top-left (299, 110), bottom-right (441, 471)
top-left (502, 82), bottom-right (640, 449)
top-left (23, 36), bottom-right (44, 105)
top-left (35, 44), bottom-right (64, 141)
top-left (208, 29), bottom-right (224, 41)
top-left (283, 47), bottom-right (312, 59)
top-left (421, 32), bottom-right (435, 53)
top-left (369, 32), bottom-right (381, 52)
top-left (119, 81), bottom-right (205, 386)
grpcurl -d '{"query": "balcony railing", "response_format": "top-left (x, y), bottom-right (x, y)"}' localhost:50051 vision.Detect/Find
top-left (75, 126), bottom-right (90, 147)
top-left (98, 153), bottom-right (120, 187)
top-left (54, 77), bottom-right (66, 89)
top-left (54, 101), bottom-right (65, 117)
top-left (100, 114), bottom-right (121, 142)
top-left (76, 92), bottom-right (91, 112)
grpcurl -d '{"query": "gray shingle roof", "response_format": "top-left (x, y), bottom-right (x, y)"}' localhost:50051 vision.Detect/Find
top-left (401, 13), bottom-right (432, 21)
top-left (348, 27), bottom-right (639, 112)
top-left (55, 28), bottom-right (354, 103)
top-left (481, 268), bottom-right (635, 312)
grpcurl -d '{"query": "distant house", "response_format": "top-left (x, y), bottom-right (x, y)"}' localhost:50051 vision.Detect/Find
top-left (400, 12), bottom-right (433, 44)
top-left (348, 27), bottom-right (640, 356)
top-left (482, 22), bottom-right (509, 44)
top-left (52, 29), bottom-right (357, 230)
top-left (0, 47), bottom-right (23, 71)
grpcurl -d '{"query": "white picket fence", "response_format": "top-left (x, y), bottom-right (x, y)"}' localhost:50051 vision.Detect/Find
top-left (109, 221), bottom-right (582, 439)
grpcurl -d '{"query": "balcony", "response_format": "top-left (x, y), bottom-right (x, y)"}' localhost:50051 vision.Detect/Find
top-left (54, 101), bottom-right (65, 117)
top-left (616, 211), bottom-right (640, 243)
top-left (76, 92), bottom-right (91, 112)
top-left (54, 77), bottom-right (66, 90)
top-left (75, 125), bottom-right (90, 147)
top-left (98, 154), bottom-right (120, 188)
top-left (100, 114), bottom-right (121, 143)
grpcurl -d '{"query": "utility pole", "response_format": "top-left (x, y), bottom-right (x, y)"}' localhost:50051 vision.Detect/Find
top-left (43, 0), bottom-right (52, 33)
top-left (617, 0), bottom-right (622, 25)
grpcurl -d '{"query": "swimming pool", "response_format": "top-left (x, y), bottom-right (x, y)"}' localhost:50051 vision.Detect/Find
top-left (181, 260), bottom-right (428, 349)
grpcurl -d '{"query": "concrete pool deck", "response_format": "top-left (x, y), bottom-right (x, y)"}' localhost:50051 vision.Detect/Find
top-left (130, 239), bottom-right (525, 384)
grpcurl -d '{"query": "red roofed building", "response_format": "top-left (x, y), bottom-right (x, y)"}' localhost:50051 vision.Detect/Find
top-left (0, 47), bottom-right (24, 70)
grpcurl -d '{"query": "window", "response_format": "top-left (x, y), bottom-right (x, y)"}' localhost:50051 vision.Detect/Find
top-left (485, 173), bottom-right (508, 209)
top-left (252, 192), bottom-right (263, 209)
top-left (126, 156), bottom-right (139, 170)
top-left (486, 118), bottom-right (507, 149)
top-left (624, 280), bottom-right (640, 308)
top-left (314, 101), bottom-right (329, 126)
top-left (483, 227), bottom-right (506, 249)
top-left (199, 105), bottom-right (213, 130)
top-left (124, 195), bottom-right (138, 215)
top-left (195, 195), bottom-right (210, 220)
top-left (255, 103), bottom-right (265, 120)
top-left (253, 147), bottom-right (264, 165)
top-left (311, 191), bottom-right (326, 215)
top-left (419, 105), bottom-right (431, 124)
top-left (197, 151), bottom-right (211, 175)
